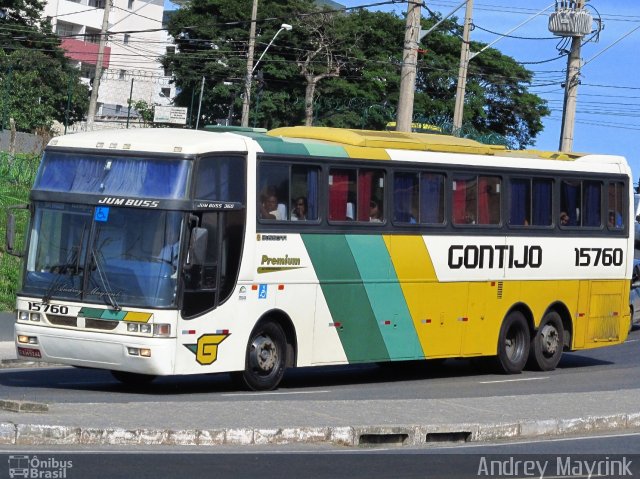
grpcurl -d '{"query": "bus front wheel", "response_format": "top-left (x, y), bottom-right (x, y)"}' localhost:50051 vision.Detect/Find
top-left (496, 311), bottom-right (530, 374)
top-left (527, 311), bottom-right (564, 371)
top-left (240, 321), bottom-right (287, 391)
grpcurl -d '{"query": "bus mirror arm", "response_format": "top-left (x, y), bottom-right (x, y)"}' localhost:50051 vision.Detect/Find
top-left (5, 204), bottom-right (28, 258)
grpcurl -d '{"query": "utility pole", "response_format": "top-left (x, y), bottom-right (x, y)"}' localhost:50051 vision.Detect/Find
top-left (241, 0), bottom-right (258, 128)
top-left (452, 0), bottom-right (473, 134)
top-left (396, 0), bottom-right (423, 132)
top-left (87, 0), bottom-right (111, 127)
top-left (558, 0), bottom-right (585, 152)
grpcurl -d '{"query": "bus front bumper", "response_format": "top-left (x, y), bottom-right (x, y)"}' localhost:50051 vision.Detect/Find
top-left (15, 323), bottom-right (177, 376)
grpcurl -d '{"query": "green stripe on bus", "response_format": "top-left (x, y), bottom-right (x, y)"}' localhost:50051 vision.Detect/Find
top-left (253, 137), bottom-right (311, 155)
top-left (78, 307), bottom-right (104, 319)
top-left (301, 234), bottom-right (389, 363)
top-left (302, 143), bottom-right (348, 157)
top-left (345, 235), bottom-right (423, 360)
top-left (100, 310), bottom-right (127, 321)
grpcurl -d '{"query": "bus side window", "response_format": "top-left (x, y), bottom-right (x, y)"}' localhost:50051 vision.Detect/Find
top-left (510, 178), bottom-right (552, 226)
top-left (258, 163), bottom-right (289, 221)
top-left (608, 181), bottom-right (625, 229)
top-left (290, 165), bottom-right (319, 221)
top-left (329, 169), bottom-right (357, 221)
top-left (453, 175), bottom-right (500, 225)
top-left (561, 179), bottom-right (601, 227)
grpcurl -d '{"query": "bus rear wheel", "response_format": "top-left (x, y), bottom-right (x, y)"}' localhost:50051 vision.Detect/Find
top-left (496, 311), bottom-right (530, 374)
top-left (527, 311), bottom-right (564, 371)
top-left (239, 321), bottom-right (287, 391)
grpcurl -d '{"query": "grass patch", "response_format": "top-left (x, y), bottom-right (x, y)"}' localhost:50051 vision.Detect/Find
top-left (0, 152), bottom-right (39, 311)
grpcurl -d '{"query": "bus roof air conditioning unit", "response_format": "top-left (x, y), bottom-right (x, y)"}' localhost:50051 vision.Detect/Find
top-left (548, 3), bottom-right (593, 37)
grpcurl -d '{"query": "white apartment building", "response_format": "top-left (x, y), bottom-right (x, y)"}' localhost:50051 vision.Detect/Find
top-left (43, 0), bottom-right (176, 123)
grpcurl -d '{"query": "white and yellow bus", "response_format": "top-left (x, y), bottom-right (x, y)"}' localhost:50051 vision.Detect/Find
top-left (5, 126), bottom-right (633, 390)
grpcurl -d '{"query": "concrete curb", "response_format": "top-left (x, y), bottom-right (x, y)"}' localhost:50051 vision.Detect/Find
top-left (2, 413), bottom-right (639, 447)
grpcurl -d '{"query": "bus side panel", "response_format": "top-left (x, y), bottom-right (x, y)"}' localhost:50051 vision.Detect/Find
top-left (385, 235), bottom-right (468, 358)
top-left (346, 235), bottom-right (423, 360)
top-left (583, 280), bottom-right (627, 347)
top-left (302, 234), bottom-right (390, 363)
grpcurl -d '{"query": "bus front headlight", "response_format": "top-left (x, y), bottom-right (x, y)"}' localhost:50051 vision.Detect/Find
top-left (153, 324), bottom-right (171, 337)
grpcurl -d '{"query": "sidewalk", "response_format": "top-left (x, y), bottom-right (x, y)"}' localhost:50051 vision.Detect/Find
top-left (0, 336), bottom-right (639, 448)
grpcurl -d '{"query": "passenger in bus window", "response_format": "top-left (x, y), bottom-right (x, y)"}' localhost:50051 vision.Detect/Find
top-left (369, 198), bottom-right (383, 222)
top-left (291, 196), bottom-right (308, 221)
top-left (608, 211), bottom-right (623, 228)
top-left (560, 211), bottom-right (569, 226)
top-left (260, 188), bottom-right (285, 220)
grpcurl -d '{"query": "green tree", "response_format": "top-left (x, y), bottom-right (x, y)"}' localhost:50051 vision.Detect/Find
top-left (128, 99), bottom-right (155, 126)
top-left (164, 1), bottom-right (549, 148)
top-left (164, 0), bottom-right (314, 128)
top-left (0, 0), bottom-right (89, 131)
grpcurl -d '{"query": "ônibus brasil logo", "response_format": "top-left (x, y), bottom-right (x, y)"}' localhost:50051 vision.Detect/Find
top-left (8, 455), bottom-right (73, 478)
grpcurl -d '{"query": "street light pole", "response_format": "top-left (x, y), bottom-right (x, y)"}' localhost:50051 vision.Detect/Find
top-left (240, 19), bottom-right (292, 127)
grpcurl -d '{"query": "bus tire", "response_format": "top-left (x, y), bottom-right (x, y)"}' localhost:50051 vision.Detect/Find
top-left (240, 321), bottom-right (287, 391)
top-left (111, 370), bottom-right (156, 386)
top-left (496, 311), bottom-right (530, 374)
top-left (527, 311), bottom-right (564, 371)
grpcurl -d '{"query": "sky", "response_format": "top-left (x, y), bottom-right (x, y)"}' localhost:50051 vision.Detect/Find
top-left (164, 0), bottom-right (640, 181)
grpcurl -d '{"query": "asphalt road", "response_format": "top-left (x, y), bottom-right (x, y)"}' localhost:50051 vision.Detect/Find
top-left (0, 327), bottom-right (637, 405)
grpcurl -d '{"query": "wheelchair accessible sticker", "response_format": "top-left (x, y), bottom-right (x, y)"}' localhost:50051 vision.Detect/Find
top-left (94, 206), bottom-right (110, 222)
top-left (258, 284), bottom-right (267, 299)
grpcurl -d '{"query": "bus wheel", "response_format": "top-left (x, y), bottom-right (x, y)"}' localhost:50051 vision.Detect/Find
top-left (241, 321), bottom-right (287, 391)
top-left (110, 370), bottom-right (157, 386)
top-left (496, 311), bottom-right (530, 374)
top-left (527, 311), bottom-right (564, 371)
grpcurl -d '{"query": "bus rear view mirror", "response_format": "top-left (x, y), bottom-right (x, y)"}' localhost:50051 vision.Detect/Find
top-left (188, 227), bottom-right (208, 266)
top-left (5, 205), bottom-right (28, 257)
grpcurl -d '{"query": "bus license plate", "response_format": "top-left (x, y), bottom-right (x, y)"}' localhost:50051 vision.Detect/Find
top-left (17, 347), bottom-right (41, 358)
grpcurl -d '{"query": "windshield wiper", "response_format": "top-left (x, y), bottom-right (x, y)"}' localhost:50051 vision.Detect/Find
top-left (89, 246), bottom-right (121, 311)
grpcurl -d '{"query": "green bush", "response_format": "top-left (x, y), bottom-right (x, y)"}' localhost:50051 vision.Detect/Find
top-left (0, 152), bottom-right (39, 311)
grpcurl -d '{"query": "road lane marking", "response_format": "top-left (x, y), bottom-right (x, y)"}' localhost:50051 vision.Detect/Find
top-left (479, 377), bottom-right (549, 384)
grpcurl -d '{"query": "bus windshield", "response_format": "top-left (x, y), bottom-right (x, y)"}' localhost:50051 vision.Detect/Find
top-left (24, 202), bottom-right (183, 308)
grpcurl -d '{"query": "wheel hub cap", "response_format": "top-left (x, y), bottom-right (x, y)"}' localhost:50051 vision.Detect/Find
top-left (540, 324), bottom-right (559, 355)
top-left (253, 336), bottom-right (277, 372)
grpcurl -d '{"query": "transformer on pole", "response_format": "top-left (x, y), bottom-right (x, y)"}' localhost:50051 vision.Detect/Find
top-left (550, 1), bottom-right (596, 152)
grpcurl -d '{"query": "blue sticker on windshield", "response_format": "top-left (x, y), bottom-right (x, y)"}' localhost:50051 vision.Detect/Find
top-left (95, 207), bottom-right (110, 222)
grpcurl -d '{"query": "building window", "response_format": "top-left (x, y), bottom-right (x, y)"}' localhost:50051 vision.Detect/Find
top-left (124, 34), bottom-right (130, 45)
top-left (160, 87), bottom-right (171, 98)
top-left (128, 0), bottom-right (134, 8)
top-left (56, 21), bottom-right (75, 38)
top-left (85, 28), bottom-right (101, 44)
top-left (119, 69), bottom-right (126, 80)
